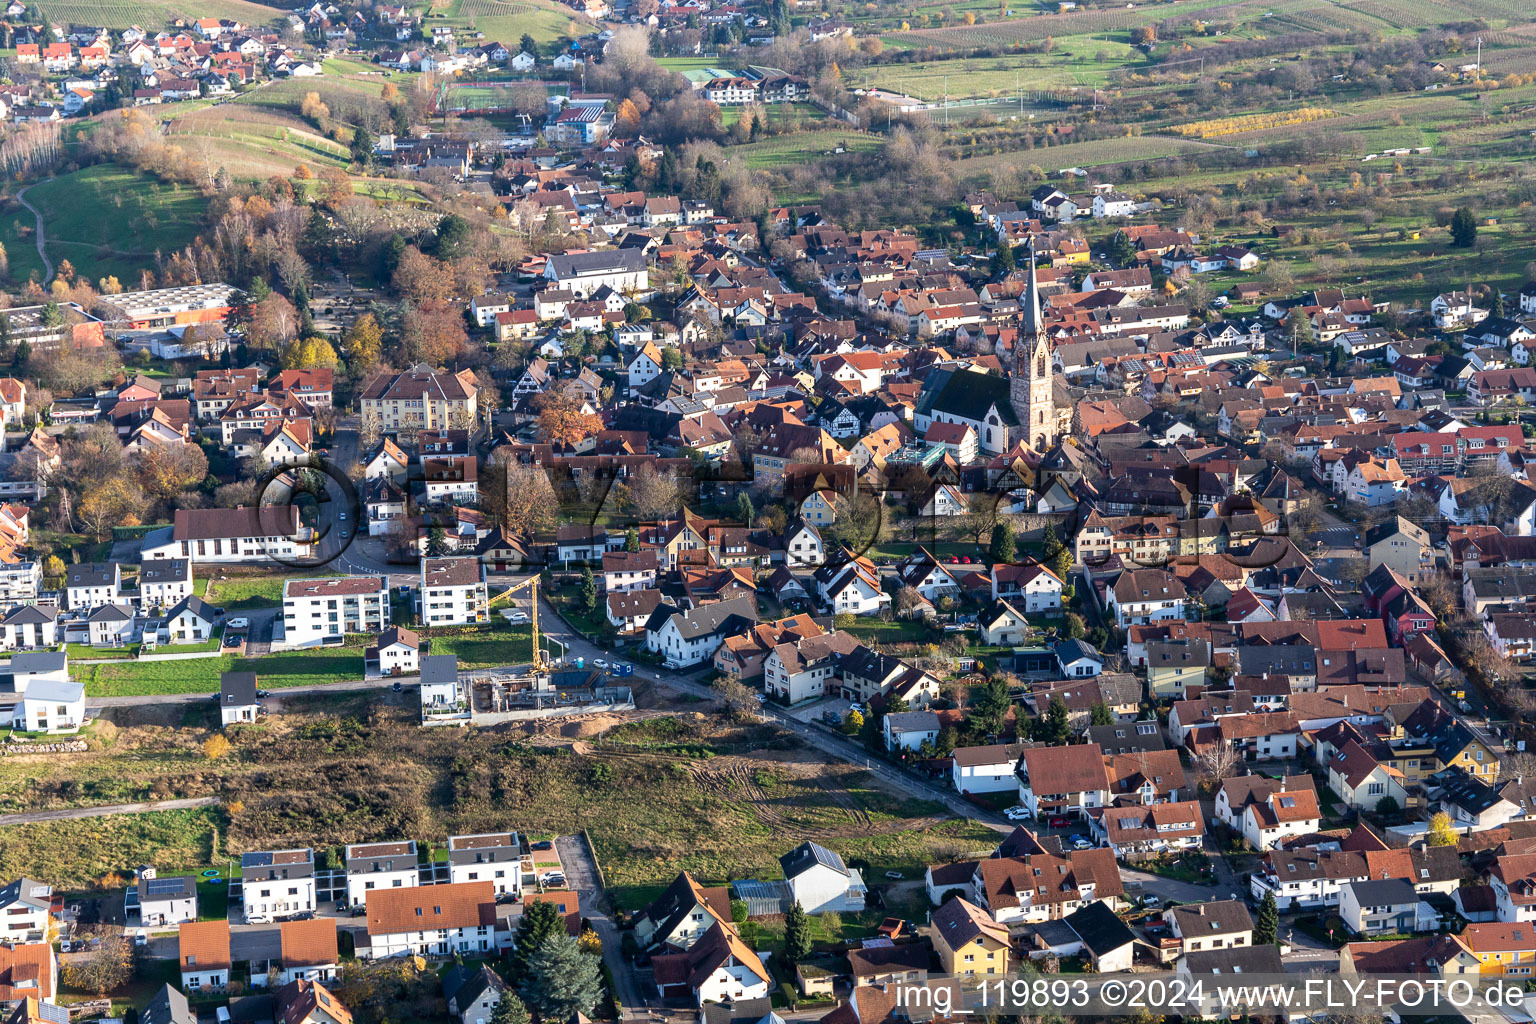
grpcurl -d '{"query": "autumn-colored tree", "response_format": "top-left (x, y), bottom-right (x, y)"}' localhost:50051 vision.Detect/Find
top-left (294, 164), bottom-right (313, 180)
top-left (55, 258), bottom-right (74, 282)
top-left (282, 335), bottom-right (340, 370)
top-left (402, 300), bottom-right (467, 365)
top-left (135, 442), bottom-right (209, 503)
top-left (344, 312), bottom-right (383, 372)
top-left (248, 292), bottom-right (301, 350)
top-left (98, 275), bottom-right (122, 294)
top-left (497, 461), bottom-right (559, 537)
top-left (76, 477), bottom-right (145, 540)
top-left (535, 381), bottom-right (602, 449)
top-left (204, 734), bottom-right (233, 759)
top-left (392, 245), bottom-right (455, 304)
top-left (616, 98), bottom-right (641, 131)
top-left (319, 166), bottom-right (352, 208)
top-left (381, 81), bottom-right (399, 103)
top-left (300, 91), bottom-right (331, 127)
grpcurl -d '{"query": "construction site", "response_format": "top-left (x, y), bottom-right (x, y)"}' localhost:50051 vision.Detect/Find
top-left (426, 576), bottom-right (636, 726)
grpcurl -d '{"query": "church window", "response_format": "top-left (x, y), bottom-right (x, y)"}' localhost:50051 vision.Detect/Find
top-left (1037, 353), bottom-right (1046, 377)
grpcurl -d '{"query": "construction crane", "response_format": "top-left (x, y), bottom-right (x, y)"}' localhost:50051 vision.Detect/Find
top-left (490, 576), bottom-right (549, 673)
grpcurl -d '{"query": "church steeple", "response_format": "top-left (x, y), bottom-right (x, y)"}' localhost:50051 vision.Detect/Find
top-left (1010, 237), bottom-right (1058, 452)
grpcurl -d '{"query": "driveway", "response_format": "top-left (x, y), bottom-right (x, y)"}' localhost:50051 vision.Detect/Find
top-left (555, 834), bottom-right (645, 1020)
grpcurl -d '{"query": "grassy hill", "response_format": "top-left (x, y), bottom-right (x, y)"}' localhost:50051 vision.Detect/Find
top-left (17, 165), bottom-right (206, 285)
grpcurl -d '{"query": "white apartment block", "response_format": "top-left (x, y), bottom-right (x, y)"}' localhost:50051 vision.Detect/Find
top-left (241, 849), bottom-right (317, 924)
top-left (282, 576), bottom-right (391, 647)
top-left (418, 558), bottom-right (488, 627)
top-left (344, 841), bottom-right (419, 908)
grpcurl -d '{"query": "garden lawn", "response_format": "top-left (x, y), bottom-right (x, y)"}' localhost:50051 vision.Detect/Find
top-left (72, 649), bottom-right (366, 697)
top-left (425, 625), bottom-right (534, 670)
top-left (205, 570), bottom-right (346, 610)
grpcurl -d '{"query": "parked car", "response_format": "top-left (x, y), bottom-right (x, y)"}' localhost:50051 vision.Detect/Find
top-left (227, 617), bottom-right (250, 630)
top-left (1141, 894), bottom-right (1160, 908)
top-left (540, 871), bottom-right (566, 887)
top-left (223, 635), bottom-right (243, 648)
top-left (209, 692), bottom-right (221, 702)
top-left (1004, 806), bottom-right (1031, 821)
top-left (1048, 816), bottom-right (1069, 828)
top-left (884, 871), bottom-right (903, 880)
top-left (256, 689), bottom-right (270, 698)
top-left (531, 840), bottom-right (553, 851)
top-left (1072, 837), bottom-right (1093, 851)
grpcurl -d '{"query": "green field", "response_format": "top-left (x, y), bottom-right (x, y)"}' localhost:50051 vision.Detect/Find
top-left (734, 129), bottom-right (884, 168)
top-left (20, 165), bottom-right (206, 284)
top-left (720, 102), bottom-right (830, 128)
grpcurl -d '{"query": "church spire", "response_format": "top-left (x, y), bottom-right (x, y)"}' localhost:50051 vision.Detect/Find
top-left (1023, 235), bottom-right (1043, 340)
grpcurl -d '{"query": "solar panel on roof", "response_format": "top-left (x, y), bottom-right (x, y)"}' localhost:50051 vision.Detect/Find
top-left (145, 878), bottom-right (184, 896)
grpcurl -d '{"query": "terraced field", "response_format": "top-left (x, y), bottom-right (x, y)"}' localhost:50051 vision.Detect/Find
top-left (164, 106), bottom-right (351, 180)
top-left (958, 133), bottom-right (1216, 172)
top-left (35, 0), bottom-right (284, 30)
top-left (427, 0), bottom-right (589, 46)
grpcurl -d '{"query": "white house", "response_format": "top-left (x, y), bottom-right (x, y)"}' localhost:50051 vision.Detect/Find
top-left (783, 519), bottom-right (824, 568)
top-left (779, 842), bottom-right (865, 915)
top-left (813, 555), bottom-right (890, 616)
top-left (219, 672), bottom-right (259, 727)
top-left (177, 920), bottom-right (231, 992)
top-left (543, 249), bottom-right (649, 300)
top-left (12, 679), bottom-right (85, 734)
top-left (1106, 570), bottom-right (1187, 627)
top-left (991, 562), bottom-right (1064, 613)
top-left (136, 871), bottom-right (198, 927)
top-left (65, 561), bottom-right (122, 610)
top-left (951, 743), bottom-right (1026, 795)
top-left (274, 919), bottom-right (340, 987)
top-left (447, 833), bottom-right (527, 898)
top-left (977, 600), bottom-right (1029, 646)
top-left (419, 655), bottom-right (463, 711)
top-left (651, 921), bottom-right (772, 1006)
top-left (87, 603), bottom-right (135, 647)
top-left (646, 596), bottom-right (759, 669)
top-left (281, 576), bottom-right (391, 647)
top-left (366, 626), bottom-right (421, 677)
top-left (138, 558), bottom-right (193, 612)
top-left (1017, 745), bottom-right (1107, 820)
top-left (241, 849), bottom-right (316, 925)
top-left (0, 878), bottom-right (53, 943)
top-left (883, 710), bottom-right (940, 752)
top-left (165, 596), bottom-right (218, 643)
top-left (362, 882), bottom-right (501, 959)
top-left (344, 841), bottom-right (419, 908)
top-left (140, 506), bottom-right (314, 565)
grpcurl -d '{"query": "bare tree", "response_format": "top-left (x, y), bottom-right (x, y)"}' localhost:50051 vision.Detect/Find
top-left (1193, 743), bottom-right (1243, 791)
